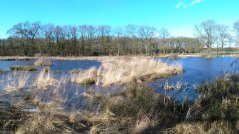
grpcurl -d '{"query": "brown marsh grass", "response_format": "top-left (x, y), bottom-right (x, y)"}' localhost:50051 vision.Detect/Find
top-left (71, 67), bottom-right (97, 85)
top-left (34, 69), bottom-right (58, 90)
top-left (2, 57), bottom-right (239, 133)
top-left (34, 58), bottom-right (52, 66)
top-left (72, 57), bottom-right (183, 86)
top-left (3, 72), bottom-right (30, 92)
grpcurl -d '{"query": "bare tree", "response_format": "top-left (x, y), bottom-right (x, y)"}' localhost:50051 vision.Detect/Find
top-left (7, 21), bottom-right (41, 56)
top-left (194, 20), bottom-right (218, 53)
top-left (61, 25), bottom-right (78, 55)
top-left (126, 24), bottom-right (138, 54)
top-left (138, 26), bottom-right (156, 55)
top-left (159, 28), bottom-right (170, 54)
top-left (138, 26), bottom-right (147, 54)
top-left (97, 25), bottom-right (111, 55)
top-left (114, 26), bottom-right (124, 55)
top-left (69, 26), bottom-right (78, 51)
top-left (42, 24), bottom-right (55, 55)
top-left (86, 25), bottom-right (96, 55)
top-left (216, 24), bottom-right (232, 54)
top-left (29, 21), bottom-right (41, 44)
top-left (78, 25), bottom-right (88, 55)
top-left (5, 21), bottom-right (228, 56)
top-left (233, 20), bottom-right (239, 46)
top-left (53, 26), bottom-right (66, 55)
top-left (234, 20), bottom-right (239, 35)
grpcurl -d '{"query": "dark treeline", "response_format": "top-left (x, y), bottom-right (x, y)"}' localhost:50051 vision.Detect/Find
top-left (0, 19), bottom-right (238, 56)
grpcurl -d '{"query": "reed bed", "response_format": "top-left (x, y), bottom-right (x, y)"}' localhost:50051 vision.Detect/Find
top-left (1, 79), bottom-right (183, 133)
top-left (3, 72), bottom-right (30, 92)
top-left (72, 57), bottom-right (183, 86)
top-left (71, 67), bottom-right (97, 85)
top-left (34, 58), bottom-right (52, 66)
top-left (34, 69), bottom-right (58, 90)
top-left (99, 58), bottom-right (183, 86)
top-left (1, 58), bottom-right (239, 133)
top-left (165, 73), bottom-right (239, 134)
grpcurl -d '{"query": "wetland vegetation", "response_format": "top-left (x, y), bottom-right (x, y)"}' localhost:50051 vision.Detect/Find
top-left (0, 56), bottom-right (239, 133)
top-left (0, 0), bottom-right (239, 133)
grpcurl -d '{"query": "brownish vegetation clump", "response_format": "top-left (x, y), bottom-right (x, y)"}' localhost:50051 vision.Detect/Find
top-left (3, 57), bottom-right (239, 133)
top-left (71, 67), bottom-right (97, 85)
top-left (34, 69), bottom-right (57, 90)
top-left (71, 57), bottom-right (183, 86)
top-left (34, 58), bottom-right (52, 66)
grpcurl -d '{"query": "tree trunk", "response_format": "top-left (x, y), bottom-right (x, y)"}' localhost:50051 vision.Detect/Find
top-left (221, 44), bottom-right (224, 55)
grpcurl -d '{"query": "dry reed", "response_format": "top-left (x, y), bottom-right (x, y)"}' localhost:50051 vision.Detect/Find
top-left (34, 58), bottom-right (52, 66)
top-left (34, 69), bottom-right (57, 90)
top-left (4, 72), bottom-right (30, 92)
top-left (72, 58), bottom-right (183, 86)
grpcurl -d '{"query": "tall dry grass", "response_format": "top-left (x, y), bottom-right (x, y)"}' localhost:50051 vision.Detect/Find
top-left (34, 69), bottom-right (57, 90)
top-left (2, 62), bottom-right (239, 133)
top-left (79, 83), bottom-right (181, 133)
top-left (3, 91), bottom-right (85, 133)
top-left (165, 121), bottom-right (234, 134)
top-left (4, 72), bottom-right (30, 92)
top-left (1, 73), bottom-right (87, 133)
top-left (71, 67), bottom-right (97, 85)
top-left (34, 58), bottom-right (52, 66)
top-left (133, 116), bottom-right (155, 133)
top-left (98, 58), bottom-right (182, 86)
top-left (72, 58), bottom-right (183, 86)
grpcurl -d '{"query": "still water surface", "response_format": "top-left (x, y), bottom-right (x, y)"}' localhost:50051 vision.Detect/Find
top-left (0, 57), bottom-right (238, 103)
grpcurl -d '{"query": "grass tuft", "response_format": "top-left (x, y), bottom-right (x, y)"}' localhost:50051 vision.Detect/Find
top-left (71, 67), bottom-right (97, 85)
top-left (34, 69), bottom-right (57, 90)
top-left (4, 72), bottom-right (30, 92)
top-left (34, 58), bottom-right (52, 66)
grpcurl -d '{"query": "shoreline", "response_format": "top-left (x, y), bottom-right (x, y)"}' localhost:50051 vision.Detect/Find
top-left (0, 53), bottom-right (239, 61)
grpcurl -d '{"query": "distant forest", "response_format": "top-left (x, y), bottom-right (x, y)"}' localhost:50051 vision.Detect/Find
top-left (0, 19), bottom-right (239, 56)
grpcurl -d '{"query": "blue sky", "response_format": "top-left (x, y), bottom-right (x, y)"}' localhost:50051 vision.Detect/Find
top-left (0, 0), bottom-right (238, 38)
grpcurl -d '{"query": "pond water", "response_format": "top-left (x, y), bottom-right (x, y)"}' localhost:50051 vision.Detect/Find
top-left (0, 60), bottom-right (101, 72)
top-left (0, 56), bottom-right (238, 104)
top-left (151, 56), bottom-right (239, 102)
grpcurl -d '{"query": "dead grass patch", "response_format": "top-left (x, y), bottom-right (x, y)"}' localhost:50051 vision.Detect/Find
top-left (72, 58), bottom-right (183, 86)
